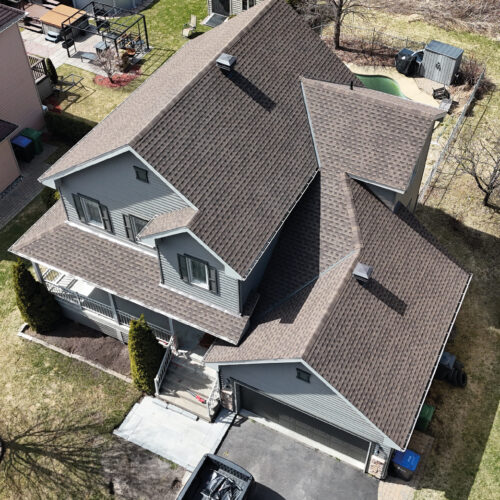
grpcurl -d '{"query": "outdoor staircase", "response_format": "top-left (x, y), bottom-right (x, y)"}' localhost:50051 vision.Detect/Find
top-left (158, 352), bottom-right (217, 422)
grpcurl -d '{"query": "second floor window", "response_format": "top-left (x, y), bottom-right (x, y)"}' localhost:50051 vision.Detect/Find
top-left (178, 254), bottom-right (219, 294)
top-left (123, 214), bottom-right (149, 242)
top-left (73, 194), bottom-right (113, 233)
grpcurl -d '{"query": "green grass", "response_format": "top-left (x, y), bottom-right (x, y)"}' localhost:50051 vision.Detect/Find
top-left (55, 0), bottom-right (209, 123)
top-left (0, 195), bottom-right (141, 499)
top-left (348, 11), bottom-right (500, 500)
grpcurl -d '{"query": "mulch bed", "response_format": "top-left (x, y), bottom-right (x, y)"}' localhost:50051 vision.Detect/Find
top-left (94, 65), bottom-right (142, 89)
top-left (26, 321), bottom-right (131, 377)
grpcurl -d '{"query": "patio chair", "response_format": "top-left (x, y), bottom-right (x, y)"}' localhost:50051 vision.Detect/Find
top-left (182, 14), bottom-right (197, 38)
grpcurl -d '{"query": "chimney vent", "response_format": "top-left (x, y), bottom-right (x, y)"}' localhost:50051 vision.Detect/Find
top-left (353, 262), bottom-right (373, 284)
top-left (216, 53), bottom-right (237, 71)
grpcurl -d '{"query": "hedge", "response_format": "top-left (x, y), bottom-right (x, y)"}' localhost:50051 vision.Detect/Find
top-left (41, 186), bottom-right (60, 209)
top-left (128, 315), bottom-right (164, 394)
top-left (45, 111), bottom-right (96, 144)
top-left (13, 259), bottom-right (61, 334)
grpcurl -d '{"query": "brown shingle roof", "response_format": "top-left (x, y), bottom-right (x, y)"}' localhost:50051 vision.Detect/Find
top-left (301, 78), bottom-right (445, 191)
top-left (40, 0), bottom-right (357, 278)
top-left (10, 202), bottom-right (250, 344)
top-left (207, 179), bottom-right (470, 447)
top-left (0, 4), bottom-right (24, 32)
top-left (138, 207), bottom-right (197, 239)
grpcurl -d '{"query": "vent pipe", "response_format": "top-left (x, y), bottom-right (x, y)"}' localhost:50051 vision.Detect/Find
top-left (353, 262), bottom-right (373, 284)
top-left (216, 53), bottom-right (237, 71)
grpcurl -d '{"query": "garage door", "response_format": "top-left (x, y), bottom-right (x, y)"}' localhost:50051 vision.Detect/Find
top-left (239, 385), bottom-right (370, 464)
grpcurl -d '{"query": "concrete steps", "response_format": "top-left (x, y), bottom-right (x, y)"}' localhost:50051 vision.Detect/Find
top-left (158, 356), bottom-right (217, 422)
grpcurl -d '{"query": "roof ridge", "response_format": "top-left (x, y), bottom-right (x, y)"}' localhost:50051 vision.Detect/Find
top-left (130, 0), bottom-right (275, 147)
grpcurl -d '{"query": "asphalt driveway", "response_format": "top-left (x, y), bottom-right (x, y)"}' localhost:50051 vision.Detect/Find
top-left (217, 416), bottom-right (378, 500)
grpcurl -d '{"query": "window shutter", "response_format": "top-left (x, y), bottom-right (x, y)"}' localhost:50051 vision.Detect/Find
top-left (72, 194), bottom-right (86, 222)
top-left (123, 214), bottom-right (133, 241)
top-left (100, 204), bottom-right (113, 233)
top-left (178, 254), bottom-right (189, 282)
top-left (208, 266), bottom-right (219, 294)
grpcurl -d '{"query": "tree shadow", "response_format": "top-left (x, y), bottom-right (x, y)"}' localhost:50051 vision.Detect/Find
top-left (0, 412), bottom-right (112, 499)
top-left (411, 204), bottom-right (500, 500)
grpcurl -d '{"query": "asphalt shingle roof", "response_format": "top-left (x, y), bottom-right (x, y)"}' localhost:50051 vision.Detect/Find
top-left (0, 4), bottom-right (24, 33)
top-left (11, 202), bottom-right (250, 344)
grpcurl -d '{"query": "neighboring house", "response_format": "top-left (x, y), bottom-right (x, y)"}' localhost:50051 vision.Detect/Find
top-left (0, 4), bottom-right (44, 192)
top-left (207, 0), bottom-right (264, 19)
top-left (11, 0), bottom-right (471, 478)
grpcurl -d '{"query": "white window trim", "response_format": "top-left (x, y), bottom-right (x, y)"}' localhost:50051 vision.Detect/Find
top-left (80, 196), bottom-right (104, 228)
top-left (186, 256), bottom-right (210, 290)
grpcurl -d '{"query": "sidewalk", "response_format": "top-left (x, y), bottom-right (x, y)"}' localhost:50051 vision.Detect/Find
top-left (0, 143), bottom-right (56, 229)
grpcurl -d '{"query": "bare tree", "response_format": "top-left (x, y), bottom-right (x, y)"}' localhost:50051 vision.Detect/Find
top-left (298, 0), bottom-right (372, 49)
top-left (453, 124), bottom-right (500, 207)
top-left (96, 48), bottom-right (120, 84)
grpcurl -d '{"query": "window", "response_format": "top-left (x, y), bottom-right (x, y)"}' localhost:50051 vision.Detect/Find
top-left (73, 194), bottom-right (113, 233)
top-left (134, 166), bottom-right (149, 183)
top-left (296, 368), bottom-right (311, 383)
top-left (178, 254), bottom-right (219, 294)
top-left (123, 214), bottom-right (149, 242)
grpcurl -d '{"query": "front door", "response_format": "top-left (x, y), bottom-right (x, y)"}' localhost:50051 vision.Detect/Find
top-left (212, 0), bottom-right (230, 16)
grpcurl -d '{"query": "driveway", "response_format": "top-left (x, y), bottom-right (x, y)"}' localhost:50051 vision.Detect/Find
top-left (217, 416), bottom-right (378, 500)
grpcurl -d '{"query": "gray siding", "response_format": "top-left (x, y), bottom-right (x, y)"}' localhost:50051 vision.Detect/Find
top-left (422, 51), bottom-right (462, 85)
top-left (208, 0), bottom-right (264, 16)
top-left (240, 230), bottom-right (280, 306)
top-left (59, 152), bottom-right (188, 246)
top-left (220, 362), bottom-right (395, 448)
top-left (396, 125), bottom-right (434, 211)
top-left (365, 184), bottom-right (397, 210)
top-left (158, 233), bottom-right (241, 315)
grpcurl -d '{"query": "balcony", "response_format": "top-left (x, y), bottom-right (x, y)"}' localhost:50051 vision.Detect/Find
top-left (42, 267), bottom-right (173, 343)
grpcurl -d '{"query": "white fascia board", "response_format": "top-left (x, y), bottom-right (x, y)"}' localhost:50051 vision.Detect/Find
top-left (347, 173), bottom-right (406, 195)
top-left (301, 360), bottom-right (401, 451)
top-left (12, 250), bottom-right (238, 345)
top-left (40, 147), bottom-right (198, 212)
top-left (208, 356), bottom-right (400, 450)
top-left (149, 227), bottom-right (243, 280)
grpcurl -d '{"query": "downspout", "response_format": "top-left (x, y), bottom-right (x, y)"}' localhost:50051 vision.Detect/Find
top-left (402, 273), bottom-right (472, 451)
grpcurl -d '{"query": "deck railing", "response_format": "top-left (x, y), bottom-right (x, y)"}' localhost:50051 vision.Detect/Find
top-left (27, 54), bottom-right (48, 83)
top-left (154, 339), bottom-right (173, 395)
top-left (46, 280), bottom-right (173, 343)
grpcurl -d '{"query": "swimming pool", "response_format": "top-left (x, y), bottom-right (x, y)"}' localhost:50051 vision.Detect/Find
top-left (355, 74), bottom-right (408, 99)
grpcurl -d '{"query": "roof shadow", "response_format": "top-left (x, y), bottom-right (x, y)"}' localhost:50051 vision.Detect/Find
top-left (224, 70), bottom-right (276, 112)
top-left (363, 278), bottom-right (407, 315)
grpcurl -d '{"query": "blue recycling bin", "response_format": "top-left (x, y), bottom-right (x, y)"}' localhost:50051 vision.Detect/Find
top-left (391, 449), bottom-right (420, 481)
top-left (11, 135), bottom-right (35, 163)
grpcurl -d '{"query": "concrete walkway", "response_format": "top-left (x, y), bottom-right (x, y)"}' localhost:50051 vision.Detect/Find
top-left (0, 143), bottom-right (56, 229)
top-left (114, 397), bottom-right (235, 471)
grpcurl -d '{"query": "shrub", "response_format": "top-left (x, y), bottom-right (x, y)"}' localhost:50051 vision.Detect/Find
top-left (41, 186), bottom-right (60, 209)
top-left (128, 315), bottom-right (164, 394)
top-left (45, 111), bottom-right (96, 144)
top-left (13, 259), bottom-right (61, 334)
top-left (45, 58), bottom-right (58, 84)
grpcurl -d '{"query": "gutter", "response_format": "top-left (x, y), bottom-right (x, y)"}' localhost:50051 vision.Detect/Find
top-left (402, 272), bottom-right (472, 451)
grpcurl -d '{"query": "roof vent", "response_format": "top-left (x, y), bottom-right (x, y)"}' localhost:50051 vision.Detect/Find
top-left (216, 53), bottom-right (237, 71)
top-left (353, 262), bottom-right (373, 284)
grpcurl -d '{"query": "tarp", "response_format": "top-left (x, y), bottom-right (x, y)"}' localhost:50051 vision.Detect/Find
top-left (40, 5), bottom-right (85, 28)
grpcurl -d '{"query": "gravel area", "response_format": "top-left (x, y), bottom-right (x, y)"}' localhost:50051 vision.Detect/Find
top-left (26, 321), bottom-right (131, 377)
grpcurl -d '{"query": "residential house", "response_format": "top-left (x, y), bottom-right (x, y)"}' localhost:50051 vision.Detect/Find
top-left (11, 0), bottom-right (470, 477)
top-left (0, 4), bottom-right (44, 192)
top-left (207, 0), bottom-right (264, 19)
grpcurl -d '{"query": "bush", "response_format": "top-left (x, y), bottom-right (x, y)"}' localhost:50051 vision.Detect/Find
top-left (41, 186), bottom-right (60, 209)
top-left (13, 259), bottom-right (61, 334)
top-left (45, 111), bottom-right (96, 144)
top-left (45, 58), bottom-right (58, 85)
top-left (128, 315), bottom-right (164, 394)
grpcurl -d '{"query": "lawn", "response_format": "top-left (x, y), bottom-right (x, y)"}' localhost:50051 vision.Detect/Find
top-left (54, 0), bottom-right (209, 123)
top-left (0, 195), bottom-right (141, 499)
top-left (345, 9), bottom-right (500, 500)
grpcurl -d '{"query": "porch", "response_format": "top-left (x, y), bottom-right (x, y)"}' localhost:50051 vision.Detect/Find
top-left (39, 264), bottom-right (221, 421)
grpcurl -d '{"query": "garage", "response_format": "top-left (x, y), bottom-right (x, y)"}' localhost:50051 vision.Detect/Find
top-left (238, 384), bottom-right (370, 465)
